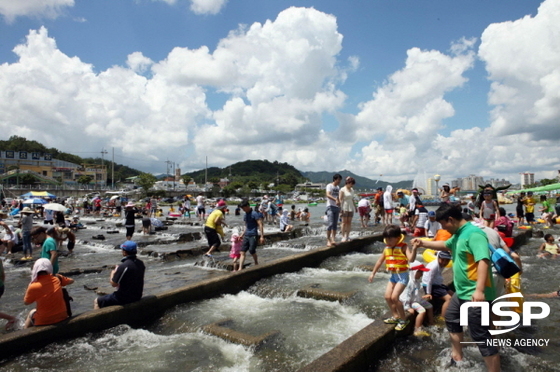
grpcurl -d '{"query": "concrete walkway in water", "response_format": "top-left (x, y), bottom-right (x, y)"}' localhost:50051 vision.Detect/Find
top-left (0, 211), bottom-right (531, 370)
top-left (0, 228), bottom-right (386, 361)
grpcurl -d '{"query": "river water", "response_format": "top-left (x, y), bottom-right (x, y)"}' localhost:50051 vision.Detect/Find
top-left (1, 202), bottom-right (559, 371)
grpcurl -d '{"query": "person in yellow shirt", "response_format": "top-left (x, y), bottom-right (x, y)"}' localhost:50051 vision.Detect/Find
top-left (204, 200), bottom-right (228, 257)
top-left (524, 192), bottom-right (536, 224)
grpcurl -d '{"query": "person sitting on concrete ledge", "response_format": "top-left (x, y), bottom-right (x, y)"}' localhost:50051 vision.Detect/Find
top-left (24, 258), bottom-right (74, 328)
top-left (94, 240), bottom-right (145, 309)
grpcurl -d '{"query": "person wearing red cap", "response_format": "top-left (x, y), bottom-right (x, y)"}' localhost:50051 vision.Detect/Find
top-left (399, 261), bottom-right (433, 337)
top-left (204, 200), bottom-right (229, 257)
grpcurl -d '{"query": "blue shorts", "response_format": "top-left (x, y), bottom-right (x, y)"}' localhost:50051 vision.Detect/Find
top-left (389, 272), bottom-right (409, 285)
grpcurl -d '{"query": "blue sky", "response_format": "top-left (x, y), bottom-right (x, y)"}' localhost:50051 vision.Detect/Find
top-left (0, 0), bottom-right (558, 184)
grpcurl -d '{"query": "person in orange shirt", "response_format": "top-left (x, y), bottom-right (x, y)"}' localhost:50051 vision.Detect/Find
top-left (24, 258), bottom-right (74, 328)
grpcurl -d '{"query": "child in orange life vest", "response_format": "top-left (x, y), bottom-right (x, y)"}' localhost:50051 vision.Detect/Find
top-left (368, 225), bottom-right (418, 331)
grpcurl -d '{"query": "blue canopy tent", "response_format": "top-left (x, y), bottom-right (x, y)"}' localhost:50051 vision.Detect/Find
top-left (20, 191), bottom-right (56, 199)
top-left (22, 198), bottom-right (48, 205)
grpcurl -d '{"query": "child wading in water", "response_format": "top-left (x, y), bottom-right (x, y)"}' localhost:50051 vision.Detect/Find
top-left (369, 225), bottom-right (418, 331)
top-left (230, 230), bottom-right (242, 271)
top-left (537, 234), bottom-right (559, 259)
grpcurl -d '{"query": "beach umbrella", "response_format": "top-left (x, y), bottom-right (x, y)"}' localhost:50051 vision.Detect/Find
top-left (43, 203), bottom-right (67, 212)
top-left (110, 195), bottom-right (120, 200)
top-left (150, 218), bottom-right (164, 228)
top-left (23, 198), bottom-right (47, 205)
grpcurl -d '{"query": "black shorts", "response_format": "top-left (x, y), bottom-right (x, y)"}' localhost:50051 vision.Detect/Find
top-left (445, 294), bottom-right (498, 357)
top-left (525, 212), bottom-right (535, 222)
top-left (96, 293), bottom-right (121, 308)
top-left (67, 241), bottom-right (75, 251)
top-left (204, 226), bottom-right (221, 248)
top-left (425, 284), bottom-right (450, 298)
top-left (126, 226), bottom-right (135, 237)
top-left (142, 220), bottom-right (151, 228)
top-left (241, 235), bottom-right (258, 254)
top-left (516, 207), bottom-right (524, 218)
top-left (44, 219), bottom-right (54, 225)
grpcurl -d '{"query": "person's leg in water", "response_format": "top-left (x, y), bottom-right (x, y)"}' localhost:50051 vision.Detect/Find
top-left (384, 281), bottom-right (400, 320)
top-left (391, 282), bottom-right (407, 321)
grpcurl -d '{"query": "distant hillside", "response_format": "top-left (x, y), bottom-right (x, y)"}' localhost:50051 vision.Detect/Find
top-left (301, 170), bottom-right (413, 191)
top-left (183, 159), bottom-right (306, 188)
top-left (0, 135), bottom-right (142, 183)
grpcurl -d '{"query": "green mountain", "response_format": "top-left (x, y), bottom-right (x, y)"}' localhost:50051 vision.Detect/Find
top-left (183, 159), bottom-right (306, 188)
top-left (300, 170), bottom-right (413, 191)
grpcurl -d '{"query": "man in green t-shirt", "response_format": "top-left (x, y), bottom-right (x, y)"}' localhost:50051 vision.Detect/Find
top-left (539, 195), bottom-right (555, 227)
top-left (413, 204), bottom-right (499, 371)
top-left (30, 226), bottom-right (59, 274)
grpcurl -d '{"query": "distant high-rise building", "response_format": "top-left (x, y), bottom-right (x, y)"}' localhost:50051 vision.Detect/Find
top-left (489, 178), bottom-right (510, 188)
top-left (520, 172), bottom-right (534, 188)
top-left (454, 175), bottom-right (484, 191)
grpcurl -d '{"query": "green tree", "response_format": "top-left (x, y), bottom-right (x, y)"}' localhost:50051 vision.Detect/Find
top-left (221, 185), bottom-right (237, 198)
top-left (540, 178), bottom-right (558, 186)
top-left (181, 175), bottom-right (192, 186)
top-left (20, 173), bottom-right (37, 185)
top-left (137, 173), bottom-right (157, 193)
top-left (247, 181), bottom-right (258, 191)
top-left (209, 177), bottom-right (220, 185)
top-left (77, 175), bottom-right (93, 186)
top-left (239, 185), bottom-right (251, 197)
top-left (276, 184), bottom-right (292, 194)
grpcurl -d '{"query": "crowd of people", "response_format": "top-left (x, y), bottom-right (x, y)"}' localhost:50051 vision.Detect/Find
top-left (320, 174), bottom-right (560, 371)
top-left (0, 222), bottom-right (145, 331)
top-left (0, 178), bottom-right (557, 371)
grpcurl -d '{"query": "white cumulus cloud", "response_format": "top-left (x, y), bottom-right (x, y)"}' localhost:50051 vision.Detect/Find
top-left (1, 3), bottom-right (559, 182)
top-left (480, 0), bottom-right (560, 141)
top-left (0, 0), bottom-right (74, 23)
top-left (190, 0), bottom-right (227, 15)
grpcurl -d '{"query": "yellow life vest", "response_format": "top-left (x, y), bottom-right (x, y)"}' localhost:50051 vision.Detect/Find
top-left (384, 234), bottom-right (409, 273)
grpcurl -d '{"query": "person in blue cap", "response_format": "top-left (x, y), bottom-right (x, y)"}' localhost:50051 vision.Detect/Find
top-left (424, 210), bottom-right (442, 238)
top-left (94, 240), bottom-right (145, 309)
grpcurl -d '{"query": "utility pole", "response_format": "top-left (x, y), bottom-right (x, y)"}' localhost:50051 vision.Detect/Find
top-left (101, 149), bottom-right (107, 189)
top-left (111, 147), bottom-right (114, 190)
top-left (165, 160), bottom-right (172, 190)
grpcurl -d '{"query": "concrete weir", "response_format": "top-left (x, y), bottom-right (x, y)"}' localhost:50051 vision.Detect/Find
top-left (0, 229), bottom-right (531, 370)
top-left (0, 232), bottom-right (383, 361)
top-left (202, 319), bottom-right (280, 349)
